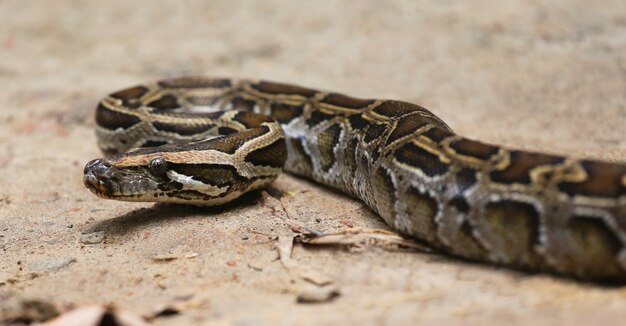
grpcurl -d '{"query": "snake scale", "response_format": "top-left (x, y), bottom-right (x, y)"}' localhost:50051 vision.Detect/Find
top-left (83, 77), bottom-right (626, 282)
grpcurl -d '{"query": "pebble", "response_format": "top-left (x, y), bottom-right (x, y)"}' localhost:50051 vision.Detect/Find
top-left (296, 285), bottom-right (340, 303)
top-left (79, 231), bottom-right (104, 244)
top-left (29, 258), bottom-right (76, 272)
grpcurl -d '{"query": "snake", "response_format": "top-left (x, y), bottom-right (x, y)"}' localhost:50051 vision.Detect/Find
top-left (83, 77), bottom-right (626, 282)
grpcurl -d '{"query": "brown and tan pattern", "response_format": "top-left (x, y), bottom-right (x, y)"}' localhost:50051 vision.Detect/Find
top-left (84, 77), bottom-right (626, 282)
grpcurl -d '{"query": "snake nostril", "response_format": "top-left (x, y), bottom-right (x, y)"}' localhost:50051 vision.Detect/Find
top-left (84, 159), bottom-right (102, 174)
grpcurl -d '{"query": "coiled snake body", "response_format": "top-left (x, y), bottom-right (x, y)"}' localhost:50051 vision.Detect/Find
top-left (83, 77), bottom-right (626, 282)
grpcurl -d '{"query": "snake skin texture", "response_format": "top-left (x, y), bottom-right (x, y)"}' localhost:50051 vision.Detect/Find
top-left (84, 77), bottom-right (626, 282)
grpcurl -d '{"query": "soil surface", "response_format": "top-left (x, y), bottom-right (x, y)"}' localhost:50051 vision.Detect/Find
top-left (1, 1), bottom-right (625, 325)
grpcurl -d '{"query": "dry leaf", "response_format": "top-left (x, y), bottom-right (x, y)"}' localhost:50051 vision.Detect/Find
top-left (299, 270), bottom-right (333, 286)
top-left (301, 228), bottom-right (431, 252)
top-left (277, 234), bottom-right (296, 269)
top-left (152, 252), bottom-right (199, 262)
top-left (152, 255), bottom-right (178, 262)
top-left (261, 191), bottom-right (323, 236)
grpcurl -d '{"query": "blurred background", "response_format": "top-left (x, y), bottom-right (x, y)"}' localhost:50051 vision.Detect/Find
top-left (0, 1), bottom-right (625, 325)
top-left (2, 0), bottom-right (625, 158)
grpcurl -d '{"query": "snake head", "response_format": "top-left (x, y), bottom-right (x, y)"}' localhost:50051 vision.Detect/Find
top-left (83, 132), bottom-right (285, 206)
top-left (83, 154), bottom-right (178, 202)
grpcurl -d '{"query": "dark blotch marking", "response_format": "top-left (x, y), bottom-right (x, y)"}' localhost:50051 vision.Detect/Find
top-left (484, 200), bottom-right (542, 267)
top-left (252, 81), bottom-right (317, 97)
top-left (110, 85), bottom-right (149, 103)
top-left (372, 167), bottom-right (396, 222)
top-left (170, 163), bottom-right (244, 187)
top-left (231, 96), bottom-right (257, 111)
top-left (343, 138), bottom-right (359, 179)
top-left (490, 151), bottom-right (564, 185)
top-left (371, 148), bottom-right (381, 163)
top-left (270, 103), bottom-right (304, 124)
top-left (158, 78), bottom-right (232, 88)
top-left (395, 142), bottom-right (449, 177)
top-left (157, 180), bottom-right (184, 192)
top-left (421, 127), bottom-right (455, 142)
top-left (165, 190), bottom-right (214, 200)
top-left (134, 130), bottom-right (265, 156)
top-left (374, 101), bottom-right (449, 130)
top-left (404, 186), bottom-right (439, 243)
top-left (306, 110), bottom-right (335, 127)
top-left (359, 152), bottom-right (370, 171)
top-left (450, 196), bottom-right (470, 213)
top-left (450, 139), bottom-right (499, 160)
top-left (206, 126), bottom-right (270, 154)
top-left (347, 114), bottom-right (369, 130)
top-left (363, 123), bottom-right (388, 143)
top-left (164, 110), bottom-right (223, 120)
top-left (455, 220), bottom-right (489, 260)
top-left (288, 138), bottom-right (313, 176)
top-left (218, 127), bottom-right (238, 135)
top-left (147, 94), bottom-right (180, 110)
top-left (567, 215), bottom-right (624, 280)
top-left (321, 93), bottom-right (375, 109)
top-left (152, 121), bottom-right (215, 136)
top-left (244, 138), bottom-right (287, 168)
top-left (558, 160), bottom-right (626, 198)
top-left (456, 167), bottom-right (478, 193)
top-left (170, 181), bottom-right (184, 190)
top-left (317, 124), bottom-right (342, 171)
top-left (386, 114), bottom-right (429, 145)
top-left (95, 104), bottom-right (141, 130)
top-left (142, 140), bottom-right (168, 148)
top-left (118, 125), bottom-right (258, 156)
top-left (373, 100), bottom-right (425, 118)
top-left (234, 111), bottom-right (273, 128)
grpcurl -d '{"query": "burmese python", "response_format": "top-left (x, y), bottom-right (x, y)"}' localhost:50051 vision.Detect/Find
top-left (83, 77), bottom-right (626, 282)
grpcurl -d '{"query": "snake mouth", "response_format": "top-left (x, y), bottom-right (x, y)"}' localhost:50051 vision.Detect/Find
top-left (83, 172), bottom-right (112, 198)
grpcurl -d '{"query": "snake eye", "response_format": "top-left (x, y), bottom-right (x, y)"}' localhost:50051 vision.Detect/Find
top-left (148, 157), bottom-right (168, 176)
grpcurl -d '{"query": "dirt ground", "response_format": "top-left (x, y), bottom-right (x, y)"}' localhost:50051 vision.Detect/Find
top-left (1, 1), bottom-right (625, 325)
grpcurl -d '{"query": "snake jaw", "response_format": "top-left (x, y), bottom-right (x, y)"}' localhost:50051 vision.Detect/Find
top-left (83, 173), bottom-right (108, 197)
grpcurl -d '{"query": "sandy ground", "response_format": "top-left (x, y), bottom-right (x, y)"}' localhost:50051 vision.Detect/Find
top-left (1, 0), bottom-right (625, 325)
